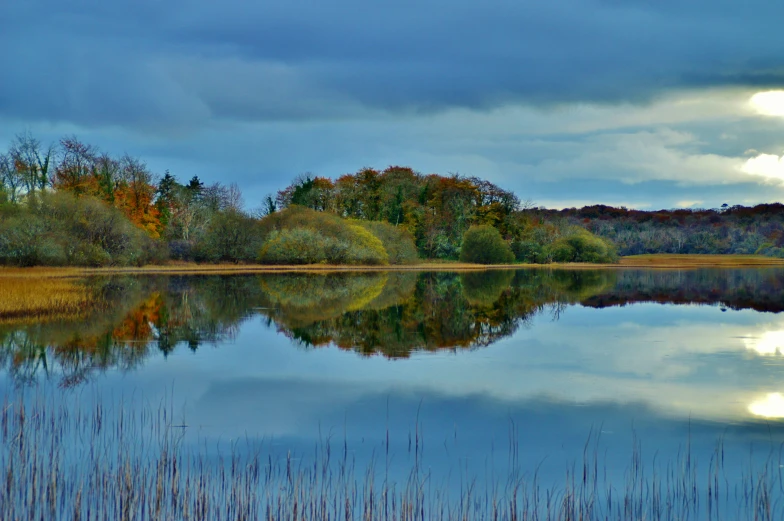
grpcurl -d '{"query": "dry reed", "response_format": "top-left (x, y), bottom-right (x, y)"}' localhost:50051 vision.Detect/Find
top-left (3, 254), bottom-right (783, 278)
top-left (0, 277), bottom-right (97, 324)
top-left (619, 254), bottom-right (784, 268)
top-left (1, 394), bottom-right (782, 521)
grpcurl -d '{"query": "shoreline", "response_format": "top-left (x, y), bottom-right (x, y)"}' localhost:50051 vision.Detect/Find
top-left (1, 254), bottom-right (784, 278)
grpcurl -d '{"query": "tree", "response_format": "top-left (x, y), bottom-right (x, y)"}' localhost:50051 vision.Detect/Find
top-left (8, 132), bottom-right (54, 195)
top-left (256, 194), bottom-right (277, 217)
top-left (273, 167), bottom-right (524, 260)
top-left (93, 153), bottom-right (121, 204)
top-left (197, 210), bottom-right (262, 263)
top-left (0, 153), bottom-right (23, 203)
top-left (53, 136), bottom-right (95, 195)
top-left (155, 171), bottom-right (179, 227)
top-left (115, 155), bottom-right (161, 238)
top-left (186, 176), bottom-right (204, 197)
top-left (459, 225), bottom-right (515, 264)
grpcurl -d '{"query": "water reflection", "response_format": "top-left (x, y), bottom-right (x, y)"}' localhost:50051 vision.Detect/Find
top-left (264, 270), bottom-right (612, 355)
top-left (2, 268), bottom-right (784, 396)
top-left (744, 327), bottom-right (784, 355)
top-left (583, 268), bottom-right (784, 312)
top-left (4, 268), bottom-right (784, 518)
top-left (0, 270), bottom-right (614, 385)
top-left (0, 276), bottom-right (245, 386)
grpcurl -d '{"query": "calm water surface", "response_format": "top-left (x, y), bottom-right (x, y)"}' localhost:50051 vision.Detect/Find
top-left (3, 268), bottom-right (784, 513)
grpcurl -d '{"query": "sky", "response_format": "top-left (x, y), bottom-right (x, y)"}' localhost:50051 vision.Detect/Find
top-left (2, 0), bottom-right (784, 210)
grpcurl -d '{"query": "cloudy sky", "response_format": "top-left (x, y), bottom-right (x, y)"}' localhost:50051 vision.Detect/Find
top-left (2, 0), bottom-right (784, 210)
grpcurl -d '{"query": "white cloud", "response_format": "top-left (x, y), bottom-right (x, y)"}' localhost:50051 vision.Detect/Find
top-left (5, 85), bottom-right (784, 210)
top-left (515, 128), bottom-right (746, 186)
top-left (749, 393), bottom-right (784, 418)
top-left (534, 199), bottom-right (651, 210)
top-left (749, 90), bottom-right (784, 118)
top-left (674, 200), bottom-right (704, 208)
top-left (741, 153), bottom-right (784, 181)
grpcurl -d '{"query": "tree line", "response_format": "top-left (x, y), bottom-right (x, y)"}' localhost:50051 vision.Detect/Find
top-left (0, 132), bottom-right (619, 266)
top-left (272, 168), bottom-right (617, 263)
top-left (18, 130), bottom-right (784, 266)
top-left (0, 132), bottom-right (262, 265)
top-left (537, 204), bottom-right (784, 257)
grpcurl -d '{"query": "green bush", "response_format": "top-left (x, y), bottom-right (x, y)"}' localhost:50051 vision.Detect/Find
top-left (259, 205), bottom-right (357, 240)
top-left (45, 193), bottom-right (163, 266)
top-left (0, 215), bottom-right (67, 266)
top-left (192, 210), bottom-right (264, 263)
top-left (547, 227), bottom-right (618, 264)
top-left (258, 208), bottom-right (389, 265)
top-left (354, 220), bottom-right (419, 264)
top-left (459, 225), bottom-right (515, 264)
top-left (757, 244), bottom-right (784, 258)
top-left (511, 240), bottom-right (549, 264)
top-left (0, 192), bottom-right (164, 267)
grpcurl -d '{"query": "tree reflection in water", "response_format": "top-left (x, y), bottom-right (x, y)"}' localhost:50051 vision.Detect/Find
top-left (3, 268), bottom-right (784, 386)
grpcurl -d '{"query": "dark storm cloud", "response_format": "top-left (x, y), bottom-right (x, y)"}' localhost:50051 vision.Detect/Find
top-left (2, 0), bottom-right (784, 127)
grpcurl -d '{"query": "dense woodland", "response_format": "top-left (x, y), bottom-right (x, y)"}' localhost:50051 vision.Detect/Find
top-left (1, 132), bottom-right (782, 266)
top-left (540, 204), bottom-right (784, 257)
top-left (0, 133), bottom-right (265, 266)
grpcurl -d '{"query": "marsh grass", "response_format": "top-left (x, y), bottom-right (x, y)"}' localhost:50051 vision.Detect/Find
top-left (619, 254), bottom-right (784, 268)
top-left (1, 394), bottom-right (783, 521)
top-left (0, 276), bottom-right (98, 324)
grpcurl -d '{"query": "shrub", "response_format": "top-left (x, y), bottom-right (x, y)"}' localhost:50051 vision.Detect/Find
top-left (258, 206), bottom-right (389, 265)
top-left (192, 210), bottom-right (264, 263)
top-left (547, 227), bottom-right (618, 264)
top-left (258, 225), bottom-right (388, 265)
top-left (0, 215), bottom-right (66, 266)
top-left (459, 225), bottom-right (515, 264)
top-left (354, 220), bottom-right (419, 264)
top-left (167, 240), bottom-right (193, 261)
top-left (0, 192), bottom-right (163, 267)
top-left (260, 205), bottom-right (357, 240)
top-left (44, 193), bottom-right (161, 266)
top-left (758, 244), bottom-right (784, 258)
top-left (511, 240), bottom-right (549, 264)
top-left (259, 228), bottom-right (337, 264)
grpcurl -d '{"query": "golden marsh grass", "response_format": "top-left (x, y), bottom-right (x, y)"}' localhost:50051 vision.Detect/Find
top-left (0, 275), bottom-right (96, 324)
top-left (618, 254), bottom-right (784, 268)
top-left (1, 254), bottom-right (783, 283)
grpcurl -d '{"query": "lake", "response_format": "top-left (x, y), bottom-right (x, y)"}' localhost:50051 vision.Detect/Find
top-left (2, 268), bottom-right (784, 520)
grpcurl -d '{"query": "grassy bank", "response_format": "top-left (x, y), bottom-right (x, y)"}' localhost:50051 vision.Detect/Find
top-left (618, 254), bottom-right (784, 268)
top-left (2, 254), bottom-right (783, 278)
top-left (0, 276), bottom-right (99, 325)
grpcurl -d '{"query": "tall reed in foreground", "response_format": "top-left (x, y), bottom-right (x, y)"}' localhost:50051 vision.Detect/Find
top-left (1, 394), bottom-right (782, 521)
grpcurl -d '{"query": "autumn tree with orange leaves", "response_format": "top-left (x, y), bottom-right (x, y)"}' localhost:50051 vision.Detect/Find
top-left (49, 137), bottom-right (163, 237)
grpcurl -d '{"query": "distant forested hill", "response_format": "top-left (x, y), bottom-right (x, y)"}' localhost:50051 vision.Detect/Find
top-left (536, 204), bottom-right (784, 257)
